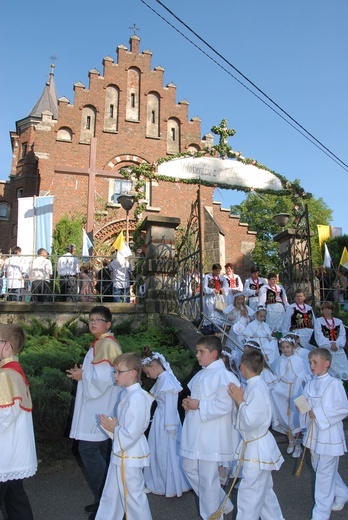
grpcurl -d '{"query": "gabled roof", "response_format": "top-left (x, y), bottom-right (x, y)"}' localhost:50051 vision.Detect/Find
top-left (29, 71), bottom-right (58, 120)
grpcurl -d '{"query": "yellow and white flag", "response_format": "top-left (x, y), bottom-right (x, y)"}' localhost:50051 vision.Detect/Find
top-left (339, 247), bottom-right (348, 269)
top-left (112, 231), bottom-right (132, 265)
top-left (317, 225), bottom-right (331, 248)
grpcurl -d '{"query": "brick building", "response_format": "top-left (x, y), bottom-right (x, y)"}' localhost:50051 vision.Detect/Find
top-left (0, 35), bottom-right (256, 275)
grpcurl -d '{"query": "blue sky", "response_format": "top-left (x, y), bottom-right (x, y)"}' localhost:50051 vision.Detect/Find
top-left (1, 0), bottom-right (347, 233)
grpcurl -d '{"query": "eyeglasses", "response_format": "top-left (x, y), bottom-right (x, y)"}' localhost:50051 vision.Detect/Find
top-left (88, 319), bottom-right (108, 324)
top-left (114, 369), bottom-right (134, 376)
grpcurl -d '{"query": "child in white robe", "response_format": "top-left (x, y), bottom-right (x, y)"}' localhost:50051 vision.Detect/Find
top-left (272, 337), bottom-right (309, 458)
top-left (299, 348), bottom-right (348, 519)
top-left (242, 306), bottom-right (280, 371)
top-left (180, 336), bottom-right (239, 520)
top-left (141, 348), bottom-right (191, 497)
top-left (228, 349), bottom-right (285, 520)
top-left (223, 292), bottom-right (253, 365)
top-left (66, 305), bottom-right (122, 515)
top-left (286, 332), bottom-right (311, 376)
top-left (96, 353), bottom-right (154, 520)
top-left (0, 324), bottom-right (37, 520)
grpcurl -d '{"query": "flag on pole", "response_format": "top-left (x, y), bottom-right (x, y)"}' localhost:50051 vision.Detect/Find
top-left (339, 246), bottom-right (348, 269)
top-left (112, 231), bottom-right (131, 265)
top-left (323, 243), bottom-right (332, 268)
top-left (317, 225), bottom-right (331, 248)
top-left (82, 228), bottom-right (93, 262)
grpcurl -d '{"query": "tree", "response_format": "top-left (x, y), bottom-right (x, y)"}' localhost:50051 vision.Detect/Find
top-left (52, 214), bottom-right (84, 256)
top-left (231, 190), bottom-right (332, 274)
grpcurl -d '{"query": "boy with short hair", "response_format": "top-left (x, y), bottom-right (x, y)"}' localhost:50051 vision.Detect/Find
top-left (0, 324), bottom-right (37, 520)
top-left (180, 335), bottom-right (239, 520)
top-left (300, 348), bottom-right (348, 519)
top-left (228, 349), bottom-right (285, 520)
top-left (96, 352), bottom-right (154, 520)
top-left (66, 305), bottom-right (122, 518)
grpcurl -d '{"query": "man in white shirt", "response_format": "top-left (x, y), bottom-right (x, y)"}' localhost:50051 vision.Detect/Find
top-left (27, 248), bottom-right (53, 302)
top-left (3, 246), bottom-right (26, 301)
top-left (109, 254), bottom-right (132, 303)
top-left (57, 244), bottom-right (80, 302)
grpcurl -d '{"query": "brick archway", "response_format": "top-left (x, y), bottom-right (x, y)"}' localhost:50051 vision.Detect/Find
top-left (105, 154), bottom-right (148, 170)
top-left (94, 219), bottom-right (137, 244)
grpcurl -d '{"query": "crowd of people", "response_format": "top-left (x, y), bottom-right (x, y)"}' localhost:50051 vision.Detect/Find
top-left (1, 298), bottom-right (347, 520)
top-left (0, 244), bottom-right (135, 303)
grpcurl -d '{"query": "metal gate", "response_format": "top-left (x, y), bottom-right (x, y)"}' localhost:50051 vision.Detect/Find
top-left (176, 188), bottom-right (203, 325)
top-left (278, 204), bottom-right (315, 305)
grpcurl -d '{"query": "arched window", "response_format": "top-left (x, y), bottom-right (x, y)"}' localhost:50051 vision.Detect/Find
top-left (146, 92), bottom-right (160, 138)
top-left (126, 67), bottom-right (140, 121)
top-left (0, 202), bottom-right (10, 220)
top-left (187, 143), bottom-right (200, 153)
top-left (57, 127), bottom-right (73, 142)
top-left (104, 85), bottom-right (119, 132)
top-left (167, 118), bottom-right (180, 154)
top-left (80, 105), bottom-right (96, 143)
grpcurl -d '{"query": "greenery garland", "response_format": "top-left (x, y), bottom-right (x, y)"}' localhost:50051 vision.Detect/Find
top-left (120, 119), bottom-right (311, 225)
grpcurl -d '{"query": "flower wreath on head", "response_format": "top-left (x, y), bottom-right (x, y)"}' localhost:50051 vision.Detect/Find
top-left (244, 340), bottom-right (261, 350)
top-left (222, 350), bottom-right (234, 363)
top-left (141, 351), bottom-right (180, 385)
top-left (279, 337), bottom-right (296, 345)
top-left (255, 305), bottom-right (267, 314)
top-left (233, 291), bottom-right (245, 299)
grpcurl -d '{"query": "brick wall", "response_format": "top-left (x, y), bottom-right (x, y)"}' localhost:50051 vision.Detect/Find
top-left (0, 36), bottom-right (256, 265)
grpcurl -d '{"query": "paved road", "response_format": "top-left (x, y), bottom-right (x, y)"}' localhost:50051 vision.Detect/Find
top-left (1, 430), bottom-right (347, 520)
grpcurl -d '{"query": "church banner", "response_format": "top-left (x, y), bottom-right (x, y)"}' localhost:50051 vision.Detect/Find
top-left (17, 196), bottom-right (54, 256)
top-left (157, 157), bottom-right (283, 190)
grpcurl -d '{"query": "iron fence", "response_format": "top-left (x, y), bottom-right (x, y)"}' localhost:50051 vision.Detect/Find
top-left (0, 254), bottom-right (145, 304)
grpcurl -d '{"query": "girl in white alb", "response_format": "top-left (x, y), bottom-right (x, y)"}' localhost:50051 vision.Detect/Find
top-left (141, 348), bottom-right (191, 497)
top-left (271, 337), bottom-right (309, 458)
top-left (242, 306), bottom-right (280, 371)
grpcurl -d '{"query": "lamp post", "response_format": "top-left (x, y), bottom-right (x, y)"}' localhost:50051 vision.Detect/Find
top-left (273, 213), bottom-right (290, 231)
top-left (117, 194), bottom-right (135, 244)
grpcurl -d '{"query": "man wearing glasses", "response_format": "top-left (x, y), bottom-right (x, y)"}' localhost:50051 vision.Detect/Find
top-left (66, 306), bottom-right (122, 520)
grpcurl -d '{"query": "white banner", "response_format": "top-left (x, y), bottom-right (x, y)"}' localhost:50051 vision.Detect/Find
top-left (17, 196), bottom-right (54, 256)
top-left (158, 157), bottom-right (283, 190)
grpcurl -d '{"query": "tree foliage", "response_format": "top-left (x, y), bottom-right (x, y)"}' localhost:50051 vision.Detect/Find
top-left (231, 191), bottom-right (332, 274)
top-left (52, 214), bottom-right (85, 257)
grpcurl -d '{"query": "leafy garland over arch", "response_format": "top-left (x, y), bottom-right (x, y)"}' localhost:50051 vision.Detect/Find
top-left (121, 119), bottom-right (311, 221)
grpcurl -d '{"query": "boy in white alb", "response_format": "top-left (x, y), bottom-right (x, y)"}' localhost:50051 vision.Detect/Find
top-left (228, 349), bottom-right (285, 520)
top-left (180, 336), bottom-right (239, 520)
top-left (96, 353), bottom-right (154, 520)
top-left (66, 306), bottom-right (122, 516)
top-left (300, 348), bottom-right (348, 519)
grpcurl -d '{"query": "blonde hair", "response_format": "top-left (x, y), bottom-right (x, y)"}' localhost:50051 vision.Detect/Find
top-left (114, 352), bottom-right (142, 381)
